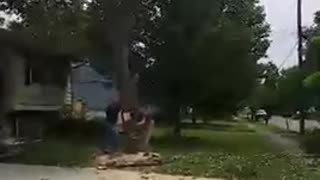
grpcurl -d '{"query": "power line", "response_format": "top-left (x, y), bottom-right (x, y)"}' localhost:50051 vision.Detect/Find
top-left (278, 41), bottom-right (299, 70)
top-left (277, 22), bottom-right (318, 70)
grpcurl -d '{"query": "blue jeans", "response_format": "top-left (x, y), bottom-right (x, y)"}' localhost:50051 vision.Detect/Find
top-left (100, 122), bottom-right (119, 152)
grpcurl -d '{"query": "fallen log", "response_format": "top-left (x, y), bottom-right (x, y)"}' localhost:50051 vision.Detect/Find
top-left (95, 152), bottom-right (162, 169)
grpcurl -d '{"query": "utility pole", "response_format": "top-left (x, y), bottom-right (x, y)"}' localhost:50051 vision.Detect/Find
top-left (297, 0), bottom-right (303, 67)
top-left (297, 0), bottom-right (305, 134)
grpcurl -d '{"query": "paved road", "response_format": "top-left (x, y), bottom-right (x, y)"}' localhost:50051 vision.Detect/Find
top-left (248, 123), bottom-right (302, 153)
top-left (0, 163), bottom-right (222, 180)
top-left (270, 116), bottom-right (320, 132)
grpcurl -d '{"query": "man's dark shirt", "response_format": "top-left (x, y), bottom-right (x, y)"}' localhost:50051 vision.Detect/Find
top-left (106, 103), bottom-right (120, 125)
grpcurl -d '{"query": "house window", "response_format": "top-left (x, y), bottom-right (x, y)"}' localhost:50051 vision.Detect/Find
top-left (25, 63), bottom-right (32, 85)
top-left (24, 62), bottom-right (41, 85)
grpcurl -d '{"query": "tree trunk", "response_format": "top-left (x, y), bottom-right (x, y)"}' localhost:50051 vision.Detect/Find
top-left (300, 112), bottom-right (306, 135)
top-left (285, 118), bottom-right (290, 131)
top-left (102, 0), bottom-right (144, 153)
top-left (300, 118), bottom-right (305, 135)
top-left (174, 119), bottom-right (181, 137)
top-left (109, 34), bottom-right (141, 153)
top-left (250, 108), bottom-right (256, 122)
top-left (102, 0), bottom-right (140, 111)
top-left (111, 40), bottom-right (139, 110)
top-left (173, 104), bottom-right (181, 137)
top-left (192, 111), bottom-right (196, 125)
top-left (0, 48), bottom-right (22, 143)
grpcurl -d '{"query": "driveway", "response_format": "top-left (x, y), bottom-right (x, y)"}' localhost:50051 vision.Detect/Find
top-left (0, 163), bottom-right (222, 180)
top-left (270, 116), bottom-right (320, 132)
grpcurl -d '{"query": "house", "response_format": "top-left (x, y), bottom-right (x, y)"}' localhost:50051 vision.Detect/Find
top-left (8, 54), bottom-right (72, 139)
top-left (14, 56), bottom-right (72, 137)
top-left (70, 63), bottom-right (117, 120)
top-left (69, 61), bottom-right (161, 120)
top-left (14, 55), bottom-right (71, 112)
top-left (0, 30), bottom-right (73, 139)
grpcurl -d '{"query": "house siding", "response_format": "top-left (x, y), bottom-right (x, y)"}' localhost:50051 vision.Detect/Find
top-left (13, 56), bottom-right (69, 111)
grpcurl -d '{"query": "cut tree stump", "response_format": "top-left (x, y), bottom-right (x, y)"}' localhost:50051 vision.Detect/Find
top-left (95, 152), bottom-right (162, 169)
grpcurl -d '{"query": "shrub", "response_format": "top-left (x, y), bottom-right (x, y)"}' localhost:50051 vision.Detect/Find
top-left (46, 120), bottom-right (105, 140)
top-left (301, 129), bottom-right (320, 154)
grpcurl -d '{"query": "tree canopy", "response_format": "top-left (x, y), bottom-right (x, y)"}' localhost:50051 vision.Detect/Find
top-left (140, 0), bottom-right (270, 117)
top-left (303, 11), bottom-right (320, 72)
top-left (1, 1), bottom-right (91, 55)
top-left (247, 61), bottom-right (279, 113)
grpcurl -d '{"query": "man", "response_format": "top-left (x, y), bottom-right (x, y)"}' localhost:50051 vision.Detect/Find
top-left (102, 100), bottom-right (121, 153)
top-left (117, 108), bottom-right (154, 152)
top-left (265, 111), bottom-right (271, 125)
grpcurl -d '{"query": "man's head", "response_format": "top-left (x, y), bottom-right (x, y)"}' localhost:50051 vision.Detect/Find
top-left (109, 99), bottom-right (120, 108)
top-left (109, 90), bottom-right (120, 105)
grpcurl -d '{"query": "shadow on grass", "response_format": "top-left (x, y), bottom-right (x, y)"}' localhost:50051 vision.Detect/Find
top-left (1, 121), bottom-right (256, 167)
top-left (182, 123), bottom-right (232, 130)
top-left (152, 135), bottom-right (207, 152)
top-left (0, 120), bottom-right (102, 167)
top-left (152, 129), bottom-right (272, 155)
top-left (46, 120), bottom-right (105, 141)
top-left (299, 130), bottom-right (320, 155)
top-left (180, 122), bottom-right (255, 133)
top-left (1, 139), bottom-right (96, 167)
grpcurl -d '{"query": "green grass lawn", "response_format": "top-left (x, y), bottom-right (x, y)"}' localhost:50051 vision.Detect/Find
top-left (153, 124), bottom-right (319, 180)
top-left (152, 127), bottom-right (271, 155)
top-left (253, 123), bottom-right (287, 134)
top-left (3, 140), bottom-right (96, 167)
top-left (2, 121), bottom-right (320, 180)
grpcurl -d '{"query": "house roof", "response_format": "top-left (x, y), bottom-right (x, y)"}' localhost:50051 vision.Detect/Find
top-left (73, 64), bottom-right (110, 83)
top-left (72, 65), bottom-right (117, 110)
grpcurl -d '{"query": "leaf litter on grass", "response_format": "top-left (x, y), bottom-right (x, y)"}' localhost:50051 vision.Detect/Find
top-left (157, 152), bottom-right (316, 180)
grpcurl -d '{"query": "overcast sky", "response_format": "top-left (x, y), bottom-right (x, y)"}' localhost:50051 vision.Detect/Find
top-left (260, 0), bottom-right (320, 68)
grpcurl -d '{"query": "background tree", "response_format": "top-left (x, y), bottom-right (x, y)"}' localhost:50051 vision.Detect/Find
top-left (247, 61), bottom-right (279, 120)
top-left (257, 62), bottom-right (279, 89)
top-left (304, 11), bottom-right (320, 72)
top-left (277, 67), bottom-right (309, 114)
top-left (304, 72), bottom-right (320, 109)
top-left (141, 0), bottom-right (270, 135)
top-left (248, 86), bottom-right (278, 119)
top-left (302, 11), bottom-right (320, 110)
top-left (304, 72), bottom-right (320, 90)
top-left (2, 0), bottom-right (93, 54)
top-left (304, 37), bottom-right (320, 109)
top-left (303, 11), bottom-right (320, 42)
